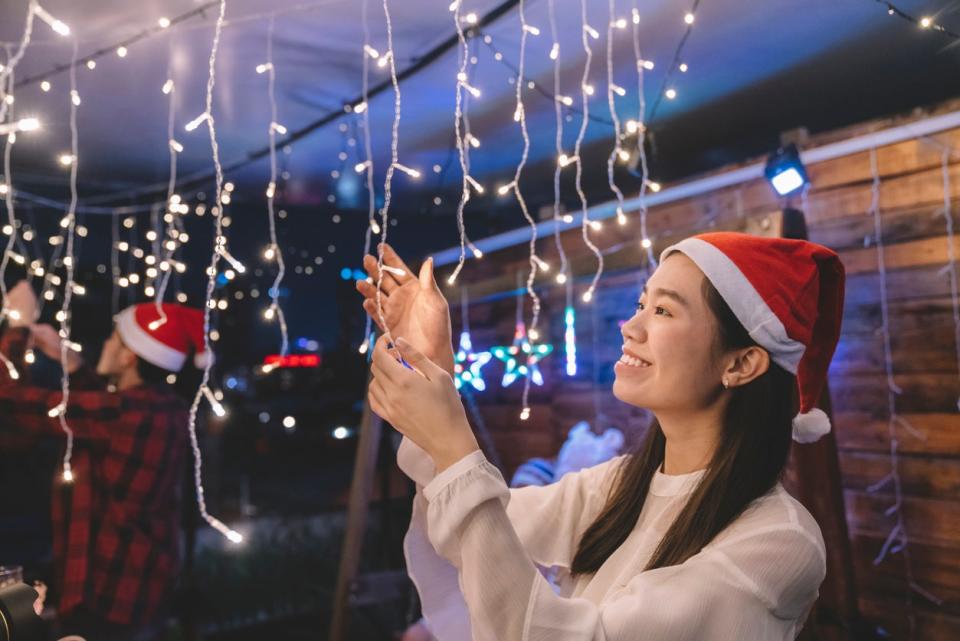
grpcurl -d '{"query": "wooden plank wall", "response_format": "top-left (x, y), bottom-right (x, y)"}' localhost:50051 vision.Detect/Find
top-left (436, 105), bottom-right (960, 639)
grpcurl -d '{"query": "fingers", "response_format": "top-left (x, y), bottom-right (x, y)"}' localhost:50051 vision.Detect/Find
top-left (379, 243), bottom-right (414, 278)
top-left (356, 278), bottom-right (391, 303)
top-left (361, 300), bottom-right (387, 332)
top-left (368, 378), bottom-right (390, 421)
top-left (418, 257), bottom-right (438, 292)
top-left (370, 334), bottom-right (400, 384)
top-left (361, 255), bottom-right (401, 294)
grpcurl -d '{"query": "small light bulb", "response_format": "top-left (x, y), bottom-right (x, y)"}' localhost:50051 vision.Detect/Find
top-left (158, 17), bottom-right (171, 28)
top-left (86, 60), bottom-right (96, 70)
top-left (116, 46), bottom-right (128, 58)
top-left (40, 80), bottom-right (51, 92)
top-left (665, 88), bottom-right (677, 100)
top-left (920, 16), bottom-right (932, 29)
top-left (684, 12), bottom-right (695, 25)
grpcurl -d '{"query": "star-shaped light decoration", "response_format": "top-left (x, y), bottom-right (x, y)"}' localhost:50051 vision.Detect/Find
top-left (454, 330), bottom-right (492, 392)
top-left (491, 321), bottom-right (554, 388)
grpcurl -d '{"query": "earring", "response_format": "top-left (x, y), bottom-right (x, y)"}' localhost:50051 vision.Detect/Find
top-left (722, 378), bottom-right (729, 389)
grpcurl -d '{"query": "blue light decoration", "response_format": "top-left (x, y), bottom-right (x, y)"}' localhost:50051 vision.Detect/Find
top-left (454, 330), bottom-right (492, 392)
top-left (491, 322), bottom-right (554, 387)
top-left (564, 306), bottom-right (577, 376)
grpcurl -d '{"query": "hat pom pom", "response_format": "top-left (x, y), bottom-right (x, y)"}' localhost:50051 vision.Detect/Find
top-left (792, 407), bottom-right (831, 443)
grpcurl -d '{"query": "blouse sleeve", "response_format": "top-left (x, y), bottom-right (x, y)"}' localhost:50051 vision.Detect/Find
top-left (419, 453), bottom-right (825, 641)
top-left (397, 438), bottom-right (622, 640)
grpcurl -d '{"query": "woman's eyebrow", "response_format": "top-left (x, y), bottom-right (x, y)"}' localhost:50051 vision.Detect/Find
top-left (642, 284), bottom-right (690, 308)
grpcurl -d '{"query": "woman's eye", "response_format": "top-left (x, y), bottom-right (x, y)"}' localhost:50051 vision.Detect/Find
top-left (636, 301), bottom-right (669, 316)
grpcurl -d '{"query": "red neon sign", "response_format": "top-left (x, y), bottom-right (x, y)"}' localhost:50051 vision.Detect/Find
top-left (263, 354), bottom-right (321, 368)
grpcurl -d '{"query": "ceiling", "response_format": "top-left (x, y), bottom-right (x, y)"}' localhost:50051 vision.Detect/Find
top-left (3, 0), bottom-right (959, 211)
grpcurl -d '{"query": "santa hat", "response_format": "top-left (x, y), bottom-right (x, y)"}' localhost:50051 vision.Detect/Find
top-left (116, 303), bottom-right (210, 372)
top-left (659, 232), bottom-right (845, 443)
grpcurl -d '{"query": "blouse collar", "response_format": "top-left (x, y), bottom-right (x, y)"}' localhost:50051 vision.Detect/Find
top-left (650, 465), bottom-right (707, 497)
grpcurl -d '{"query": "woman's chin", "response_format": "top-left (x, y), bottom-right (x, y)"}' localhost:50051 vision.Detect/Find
top-left (612, 379), bottom-right (645, 406)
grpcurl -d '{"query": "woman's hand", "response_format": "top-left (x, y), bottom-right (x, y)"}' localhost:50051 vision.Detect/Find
top-left (356, 243), bottom-right (454, 377)
top-left (368, 335), bottom-right (479, 471)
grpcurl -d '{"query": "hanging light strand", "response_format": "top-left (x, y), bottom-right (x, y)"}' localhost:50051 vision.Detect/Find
top-left (447, 0), bottom-right (484, 286)
top-left (631, 0), bottom-right (657, 268)
top-left (372, 0), bottom-right (403, 349)
top-left (54, 37), bottom-right (82, 484)
top-left (605, 0), bottom-right (628, 226)
top-left (866, 147), bottom-right (923, 636)
top-left (941, 148), bottom-right (960, 411)
top-left (263, 15), bottom-right (289, 355)
top-left (184, 0), bottom-right (243, 545)
top-left (0, 53), bottom-right (24, 382)
top-left (547, 0), bottom-right (571, 286)
top-left (356, 0), bottom-right (378, 356)
top-left (151, 63), bottom-right (179, 329)
top-left (511, 0), bottom-right (545, 421)
top-left (575, 0), bottom-right (604, 304)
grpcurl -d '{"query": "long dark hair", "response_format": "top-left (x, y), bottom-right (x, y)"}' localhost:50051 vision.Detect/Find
top-left (570, 272), bottom-right (799, 575)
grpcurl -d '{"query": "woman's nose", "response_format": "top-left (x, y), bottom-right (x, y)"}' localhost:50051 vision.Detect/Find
top-left (621, 309), bottom-right (647, 342)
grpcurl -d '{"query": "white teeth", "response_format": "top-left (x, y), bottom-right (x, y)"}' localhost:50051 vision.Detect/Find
top-left (619, 354), bottom-right (651, 368)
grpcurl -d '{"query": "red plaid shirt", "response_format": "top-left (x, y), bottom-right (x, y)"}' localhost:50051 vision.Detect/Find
top-left (0, 327), bottom-right (188, 626)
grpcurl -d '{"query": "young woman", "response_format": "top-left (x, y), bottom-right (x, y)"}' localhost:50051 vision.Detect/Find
top-left (356, 232), bottom-right (845, 641)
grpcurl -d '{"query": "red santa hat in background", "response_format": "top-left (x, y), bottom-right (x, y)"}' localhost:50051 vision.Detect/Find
top-left (660, 231), bottom-right (846, 443)
top-left (116, 303), bottom-right (210, 372)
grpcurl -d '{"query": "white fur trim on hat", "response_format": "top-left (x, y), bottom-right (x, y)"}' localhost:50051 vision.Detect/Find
top-left (116, 307), bottom-right (186, 371)
top-left (661, 237), bottom-right (806, 374)
top-left (791, 408), bottom-right (831, 443)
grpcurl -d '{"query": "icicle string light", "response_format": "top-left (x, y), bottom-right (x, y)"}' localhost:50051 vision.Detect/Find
top-left (358, 0), bottom-right (377, 354)
top-left (867, 147), bottom-right (919, 637)
top-left (547, 0), bottom-right (571, 286)
top-left (184, 0), bottom-right (243, 545)
top-left (605, 0), bottom-right (628, 226)
top-left (0, 56), bottom-right (23, 381)
top-left (631, 0), bottom-right (656, 268)
top-left (512, 0), bottom-right (544, 421)
top-left (575, 0), bottom-right (604, 304)
top-left (939, 148), bottom-right (960, 411)
top-left (54, 38), bottom-right (81, 484)
top-left (372, 0), bottom-right (403, 350)
top-left (263, 15), bottom-right (289, 356)
top-left (151, 63), bottom-right (178, 330)
top-left (0, 1), bottom-right (39, 125)
top-left (447, 0), bottom-right (483, 286)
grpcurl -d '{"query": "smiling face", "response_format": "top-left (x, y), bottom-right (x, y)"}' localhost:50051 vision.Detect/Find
top-left (613, 253), bottom-right (726, 414)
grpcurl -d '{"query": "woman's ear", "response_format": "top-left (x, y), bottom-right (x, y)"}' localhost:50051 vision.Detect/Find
top-left (724, 346), bottom-right (770, 387)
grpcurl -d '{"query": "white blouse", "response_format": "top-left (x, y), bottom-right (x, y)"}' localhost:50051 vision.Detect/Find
top-left (398, 437), bottom-right (826, 641)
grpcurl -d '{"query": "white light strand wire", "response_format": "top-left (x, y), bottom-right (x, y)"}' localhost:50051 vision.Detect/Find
top-left (941, 148), bottom-right (960, 411)
top-left (0, 52), bottom-right (23, 382)
top-left (185, 0), bottom-right (242, 545)
top-left (54, 38), bottom-right (80, 483)
top-left (576, 0), bottom-right (604, 304)
top-left (865, 147), bottom-right (919, 637)
top-left (447, 0), bottom-right (483, 286)
top-left (150, 66), bottom-right (178, 330)
top-left (605, 0), bottom-right (628, 226)
top-left (547, 0), bottom-right (571, 286)
top-left (263, 15), bottom-right (289, 355)
top-left (358, 0), bottom-right (377, 355)
top-left (373, 0), bottom-right (402, 349)
top-left (514, 0), bottom-right (544, 421)
top-left (0, 2), bottom-right (36, 125)
top-left (630, 0), bottom-right (656, 268)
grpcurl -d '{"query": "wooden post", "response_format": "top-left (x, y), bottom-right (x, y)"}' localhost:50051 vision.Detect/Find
top-left (328, 370), bottom-right (383, 641)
